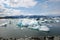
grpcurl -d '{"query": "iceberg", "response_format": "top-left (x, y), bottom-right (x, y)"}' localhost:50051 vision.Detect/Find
top-left (17, 18), bottom-right (50, 32)
top-left (17, 19), bottom-right (38, 27)
top-left (28, 25), bottom-right (39, 29)
top-left (38, 25), bottom-right (50, 31)
top-left (0, 19), bottom-right (9, 27)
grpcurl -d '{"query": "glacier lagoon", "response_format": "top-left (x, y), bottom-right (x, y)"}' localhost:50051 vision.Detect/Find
top-left (0, 17), bottom-right (60, 38)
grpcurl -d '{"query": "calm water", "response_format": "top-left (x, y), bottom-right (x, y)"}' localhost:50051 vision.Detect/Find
top-left (0, 19), bottom-right (60, 38)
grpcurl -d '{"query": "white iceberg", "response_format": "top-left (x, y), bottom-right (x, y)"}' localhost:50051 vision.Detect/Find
top-left (17, 19), bottom-right (38, 27)
top-left (38, 25), bottom-right (50, 31)
top-left (17, 18), bottom-right (50, 32)
top-left (28, 25), bottom-right (39, 29)
top-left (0, 19), bottom-right (9, 27)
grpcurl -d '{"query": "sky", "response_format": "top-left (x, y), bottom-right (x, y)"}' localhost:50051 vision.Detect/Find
top-left (0, 0), bottom-right (60, 16)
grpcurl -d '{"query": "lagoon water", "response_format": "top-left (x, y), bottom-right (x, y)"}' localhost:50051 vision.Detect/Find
top-left (0, 19), bottom-right (60, 38)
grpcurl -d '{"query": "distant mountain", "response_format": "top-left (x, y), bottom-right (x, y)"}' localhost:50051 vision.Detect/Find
top-left (0, 15), bottom-right (60, 19)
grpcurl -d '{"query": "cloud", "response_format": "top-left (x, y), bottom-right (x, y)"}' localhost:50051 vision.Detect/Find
top-left (3, 0), bottom-right (37, 8)
top-left (38, 9), bottom-right (60, 16)
top-left (48, 10), bottom-right (60, 15)
top-left (40, 4), bottom-right (48, 9)
top-left (38, 1), bottom-right (48, 10)
top-left (0, 0), bottom-right (4, 4)
top-left (5, 9), bottom-right (34, 16)
top-left (0, 6), bottom-right (22, 16)
top-left (6, 9), bottom-right (22, 16)
top-left (0, 4), bottom-right (8, 16)
top-left (48, 0), bottom-right (60, 2)
top-left (40, 9), bottom-right (60, 16)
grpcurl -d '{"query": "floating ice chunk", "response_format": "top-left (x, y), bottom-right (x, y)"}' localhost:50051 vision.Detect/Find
top-left (46, 24), bottom-right (52, 27)
top-left (0, 19), bottom-right (9, 27)
top-left (40, 18), bottom-right (43, 20)
top-left (55, 20), bottom-right (60, 23)
top-left (17, 18), bottom-right (51, 31)
top-left (38, 26), bottom-right (50, 31)
top-left (0, 22), bottom-right (8, 27)
top-left (28, 25), bottom-right (39, 29)
top-left (17, 19), bottom-right (38, 27)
